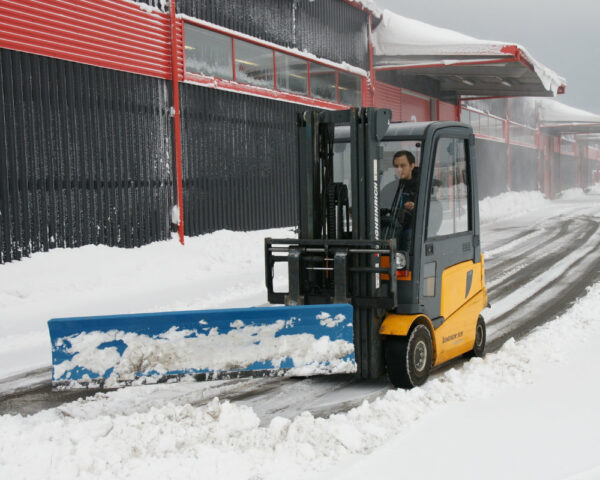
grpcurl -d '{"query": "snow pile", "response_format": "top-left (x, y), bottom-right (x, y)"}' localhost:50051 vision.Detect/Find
top-left (52, 318), bottom-right (355, 384)
top-left (479, 190), bottom-right (551, 224)
top-left (2, 280), bottom-right (600, 479)
top-left (0, 228), bottom-right (293, 378)
top-left (586, 183), bottom-right (600, 194)
top-left (558, 187), bottom-right (586, 199)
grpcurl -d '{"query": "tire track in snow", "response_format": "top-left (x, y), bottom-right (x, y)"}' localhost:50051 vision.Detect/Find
top-left (484, 221), bottom-right (568, 279)
top-left (486, 218), bottom-right (598, 302)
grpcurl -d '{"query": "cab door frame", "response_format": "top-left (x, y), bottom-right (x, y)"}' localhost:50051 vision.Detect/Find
top-left (416, 125), bottom-right (481, 325)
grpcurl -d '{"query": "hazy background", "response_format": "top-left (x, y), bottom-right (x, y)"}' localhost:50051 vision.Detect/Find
top-left (374, 0), bottom-right (600, 115)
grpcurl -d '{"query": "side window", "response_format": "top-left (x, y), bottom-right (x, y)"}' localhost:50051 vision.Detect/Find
top-left (184, 24), bottom-right (233, 80)
top-left (427, 137), bottom-right (470, 238)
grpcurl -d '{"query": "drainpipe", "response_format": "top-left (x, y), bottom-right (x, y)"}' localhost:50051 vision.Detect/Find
top-left (170, 0), bottom-right (185, 245)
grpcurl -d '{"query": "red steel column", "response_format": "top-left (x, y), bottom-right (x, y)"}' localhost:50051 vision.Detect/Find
top-left (170, 0), bottom-right (185, 245)
top-left (506, 99), bottom-right (511, 191)
top-left (543, 136), bottom-right (552, 198)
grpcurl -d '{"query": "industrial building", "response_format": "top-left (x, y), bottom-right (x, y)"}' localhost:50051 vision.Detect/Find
top-left (1, 0), bottom-right (599, 263)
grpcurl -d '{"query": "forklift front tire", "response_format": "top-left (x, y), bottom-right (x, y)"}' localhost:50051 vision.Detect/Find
top-left (385, 324), bottom-right (433, 389)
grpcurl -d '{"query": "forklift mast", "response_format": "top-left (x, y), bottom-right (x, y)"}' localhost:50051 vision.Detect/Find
top-left (266, 108), bottom-right (395, 379)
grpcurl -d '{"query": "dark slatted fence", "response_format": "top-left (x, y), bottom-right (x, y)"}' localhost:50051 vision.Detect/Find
top-left (180, 85), bottom-right (300, 235)
top-left (0, 49), bottom-right (174, 263)
top-left (510, 145), bottom-right (539, 192)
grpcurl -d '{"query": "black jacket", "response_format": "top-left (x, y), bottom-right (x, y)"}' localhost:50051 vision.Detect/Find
top-left (396, 167), bottom-right (420, 209)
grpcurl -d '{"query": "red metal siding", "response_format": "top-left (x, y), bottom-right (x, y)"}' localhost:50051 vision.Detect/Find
top-left (439, 101), bottom-right (458, 121)
top-left (0, 0), bottom-right (172, 79)
top-left (374, 81), bottom-right (403, 121)
top-left (374, 81), bottom-right (431, 122)
top-left (399, 91), bottom-right (429, 122)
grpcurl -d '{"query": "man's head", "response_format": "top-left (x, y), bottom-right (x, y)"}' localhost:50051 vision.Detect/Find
top-left (393, 151), bottom-right (415, 180)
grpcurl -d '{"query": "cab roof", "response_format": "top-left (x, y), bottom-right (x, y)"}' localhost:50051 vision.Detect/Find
top-left (335, 121), bottom-right (470, 141)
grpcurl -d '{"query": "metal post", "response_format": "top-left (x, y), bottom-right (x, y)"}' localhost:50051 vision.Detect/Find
top-left (286, 249), bottom-right (303, 305)
top-left (333, 250), bottom-right (349, 303)
top-left (170, 0), bottom-right (185, 245)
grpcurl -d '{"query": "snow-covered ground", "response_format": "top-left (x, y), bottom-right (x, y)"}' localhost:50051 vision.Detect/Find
top-left (0, 228), bottom-right (295, 379)
top-left (1, 189), bottom-right (600, 479)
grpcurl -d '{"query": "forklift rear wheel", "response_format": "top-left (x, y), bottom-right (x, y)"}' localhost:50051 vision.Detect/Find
top-left (385, 324), bottom-right (433, 389)
top-left (465, 316), bottom-right (486, 358)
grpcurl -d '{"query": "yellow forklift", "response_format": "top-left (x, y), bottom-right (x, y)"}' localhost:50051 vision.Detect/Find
top-left (265, 108), bottom-right (488, 388)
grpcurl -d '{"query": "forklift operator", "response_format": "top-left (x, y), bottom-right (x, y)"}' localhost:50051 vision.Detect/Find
top-left (381, 150), bottom-right (420, 250)
top-left (392, 150), bottom-right (419, 212)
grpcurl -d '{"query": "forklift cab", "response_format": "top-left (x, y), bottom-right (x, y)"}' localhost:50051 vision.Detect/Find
top-left (333, 121), bottom-right (483, 316)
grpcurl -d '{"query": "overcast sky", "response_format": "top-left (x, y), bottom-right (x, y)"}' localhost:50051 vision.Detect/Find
top-left (374, 0), bottom-right (600, 115)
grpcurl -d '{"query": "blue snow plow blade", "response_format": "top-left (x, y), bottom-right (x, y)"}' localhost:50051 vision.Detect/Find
top-left (48, 304), bottom-right (355, 388)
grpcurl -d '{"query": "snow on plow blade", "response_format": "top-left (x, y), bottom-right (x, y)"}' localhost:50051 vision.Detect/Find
top-left (48, 304), bottom-right (355, 388)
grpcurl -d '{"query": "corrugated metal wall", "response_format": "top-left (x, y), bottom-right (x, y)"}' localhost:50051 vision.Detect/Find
top-left (295, 0), bottom-right (369, 70)
top-left (0, 0), bottom-right (172, 79)
top-left (510, 145), bottom-right (539, 191)
top-left (177, 0), bottom-right (369, 70)
top-left (0, 0), bottom-right (372, 264)
top-left (180, 85), bottom-right (300, 234)
top-left (474, 140), bottom-right (508, 200)
top-left (560, 155), bottom-right (578, 190)
top-left (0, 48), bottom-right (174, 263)
top-left (374, 81), bottom-right (432, 122)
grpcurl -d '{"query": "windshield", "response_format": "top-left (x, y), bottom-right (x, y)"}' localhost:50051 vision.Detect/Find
top-left (332, 138), bottom-right (423, 251)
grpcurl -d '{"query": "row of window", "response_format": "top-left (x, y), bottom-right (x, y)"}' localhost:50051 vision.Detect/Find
top-left (184, 23), bottom-right (363, 106)
top-left (560, 138), bottom-right (575, 154)
top-left (461, 109), bottom-right (537, 146)
top-left (461, 109), bottom-right (504, 139)
top-left (509, 123), bottom-right (536, 146)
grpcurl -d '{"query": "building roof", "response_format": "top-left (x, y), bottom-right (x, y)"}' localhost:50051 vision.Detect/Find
top-left (372, 10), bottom-right (566, 99)
top-left (538, 100), bottom-right (600, 141)
top-left (344, 0), bottom-right (381, 16)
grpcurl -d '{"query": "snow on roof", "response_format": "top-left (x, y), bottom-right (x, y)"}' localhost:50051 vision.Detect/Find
top-left (372, 10), bottom-right (497, 54)
top-left (538, 99), bottom-right (600, 124)
top-left (372, 10), bottom-right (566, 97)
top-left (537, 99), bottom-right (600, 141)
top-left (344, 0), bottom-right (381, 16)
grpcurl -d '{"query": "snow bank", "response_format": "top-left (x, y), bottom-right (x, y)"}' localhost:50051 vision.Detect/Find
top-left (479, 190), bottom-right (552, 224)
top-left (0, 228), bottom-right (293, 378)
top-left (558, 187), bottom-right (586, 199)
top-left (2, 279), bottom-right (600, 480)
top-left (586, 183), bottom-right (600, 195)
top-left (330, 283), bottom-right (600, 480)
